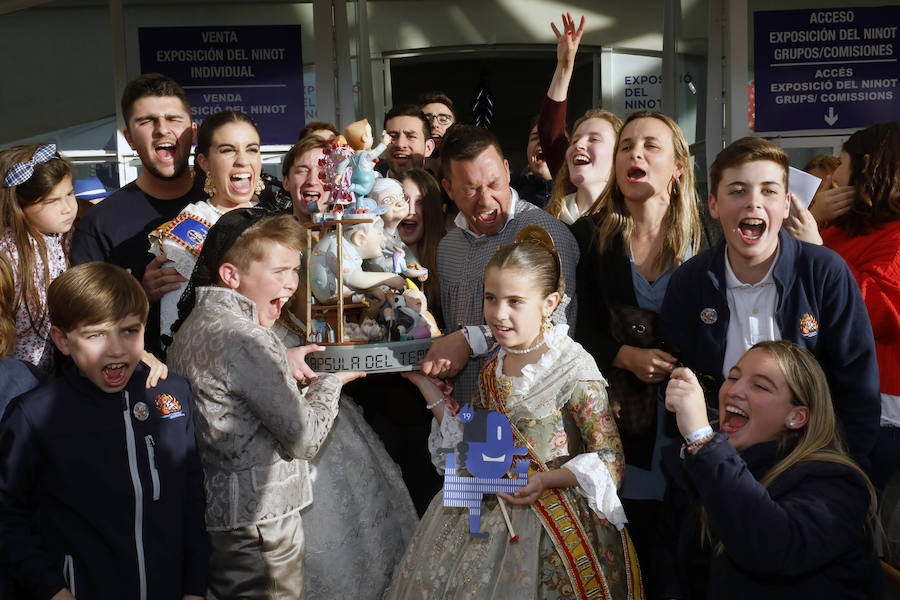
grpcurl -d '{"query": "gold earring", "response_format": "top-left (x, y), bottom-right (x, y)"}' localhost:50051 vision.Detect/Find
top-left (254, 175), bottom-right (265, 195)
top-left (542, 313), bottom-right (552, 332)
top-left (204, 172), bottom-right (216, 197)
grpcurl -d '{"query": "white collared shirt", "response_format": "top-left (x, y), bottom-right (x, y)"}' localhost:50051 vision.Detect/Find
top-left (557, 193), bottom-right (581, 226)
top-left (722, 245), bottom-right (781, 377)
top-left (453, 188), bottom-right (519, 238)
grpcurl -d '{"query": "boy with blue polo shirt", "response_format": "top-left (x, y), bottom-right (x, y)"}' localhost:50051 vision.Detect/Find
top-left (660, 136), bottom-right (879, 469)
top-left (0, 262), bottom-right (208, 600)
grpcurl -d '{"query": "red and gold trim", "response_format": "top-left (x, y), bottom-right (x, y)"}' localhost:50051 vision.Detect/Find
top-left (151, 213), bottom-right (213, 256)
top-left (478, 356), bottom-right (637, 600)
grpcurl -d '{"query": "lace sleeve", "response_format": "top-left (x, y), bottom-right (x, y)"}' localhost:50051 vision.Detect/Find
top-left (562, 379), bottom-right (628, 529)
top-left (427, 414), bottom-right (464, 474)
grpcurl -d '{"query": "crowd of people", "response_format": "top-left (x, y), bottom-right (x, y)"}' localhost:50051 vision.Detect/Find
top-left (0, 12), bottom-right (897, 600)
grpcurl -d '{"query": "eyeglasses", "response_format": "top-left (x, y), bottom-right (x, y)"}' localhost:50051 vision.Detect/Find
top-left (423, 113), bottom-right (453, 126)
top-left (381, 194), bottom-right (408, 207)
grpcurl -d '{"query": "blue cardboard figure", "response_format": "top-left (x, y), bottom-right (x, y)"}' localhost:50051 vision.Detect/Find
top-left (442, 404), bottom-right (530, 537)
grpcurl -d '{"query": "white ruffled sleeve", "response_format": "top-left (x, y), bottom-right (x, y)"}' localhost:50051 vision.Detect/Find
top-left (563, 452), bottom-right (628, 530)
top-left (427, 414), bottom-right (464, 474)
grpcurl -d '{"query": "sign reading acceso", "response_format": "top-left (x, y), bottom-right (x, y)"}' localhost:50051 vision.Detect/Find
top-left (754, 6), bottom-right (899, 131)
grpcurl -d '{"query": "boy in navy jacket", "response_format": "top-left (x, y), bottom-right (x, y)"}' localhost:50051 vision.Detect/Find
top-left (0, 262), bottom-right (209, 600)
top-left (660, 137), bottom-right (879, 469)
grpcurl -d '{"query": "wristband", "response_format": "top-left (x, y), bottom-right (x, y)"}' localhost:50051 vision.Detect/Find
top-left (680, 431), bottom-right (715, 458)
top-left (684, 425), bottom-right (714, 444)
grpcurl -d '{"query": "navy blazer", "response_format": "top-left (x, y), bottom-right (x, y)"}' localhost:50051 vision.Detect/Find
top-left (656, 434), bottom-right (882, 599)
top-left (0, 363), bottom-right (209, 599)
top-left (660, 230), bottom-right (880, 468)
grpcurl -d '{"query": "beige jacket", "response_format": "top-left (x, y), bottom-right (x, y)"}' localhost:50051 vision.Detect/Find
top-left (169, 286), bottom-right (341, 531)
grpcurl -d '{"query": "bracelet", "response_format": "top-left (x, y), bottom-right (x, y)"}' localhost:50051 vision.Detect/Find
top-left (426, 397), bottom-right (445, 410)
top-left (684, 425), bottom-right (714, 444)
top-left (680, 432), bottom-right (716, 457)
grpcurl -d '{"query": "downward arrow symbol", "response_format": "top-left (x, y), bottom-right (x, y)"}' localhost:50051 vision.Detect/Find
top-left (824, 107), bottom-right (839, 126)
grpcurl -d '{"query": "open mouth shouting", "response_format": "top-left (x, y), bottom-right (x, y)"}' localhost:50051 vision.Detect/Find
top-left (625, 167), bottom-right (647, 183)
top-left (476, 208), bottom-right (499, 229)
top-left (229, 172), bottom-right (253, 196)
top-left (572, 152), bottom-right (592, 167)
top-left (721, 404), bottom-right (749, 435)
top-left (399, 215), bottom-right (420, 237)
top-left (737, 218), bottom-right (766, 243)
top-left (267, 295), bottom-right (292, 322)
top-left (391, 150), bottom-right (411, 167)
top-left (103, 362), bottom-right (130, 388)
top-left (302, 189), bottom-right (321, 206)
top-left (154, 142), bottom-right (176, 162)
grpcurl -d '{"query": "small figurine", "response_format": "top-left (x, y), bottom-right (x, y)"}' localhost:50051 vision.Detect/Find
top-left (363, 178), bottom-right (428, 279)
top-left (342, 119), bottom-right (391, 200)
top-left (359, 317), bottom-right (384, 341)
top-left (377, 291), bottom-right (418, 341)
top-left (370, 178), bottom-right (408, 239)
top-left (318, 136), bottom-right (355, 217)
top-left (401, 286), bottom-right (441, 337)
top-left (308, 218), bottom-right (405, 304)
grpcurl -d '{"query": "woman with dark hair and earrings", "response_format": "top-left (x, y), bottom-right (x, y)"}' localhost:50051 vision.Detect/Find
top-left (149, 110), bottom-right (264, 348)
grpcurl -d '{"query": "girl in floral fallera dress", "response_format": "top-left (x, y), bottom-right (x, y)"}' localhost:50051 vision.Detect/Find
top-left (387, 226), bottom-right (644, 600)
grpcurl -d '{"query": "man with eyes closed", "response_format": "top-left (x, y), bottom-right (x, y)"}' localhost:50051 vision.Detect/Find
top-left (71, 74), bottom-right (205, 356)
top-left (420, 124), bottom-right (579, 408)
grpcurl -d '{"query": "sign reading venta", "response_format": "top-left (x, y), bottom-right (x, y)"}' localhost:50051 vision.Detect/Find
top-left (754, 6), bottom-right (899, 132)
top-left (138, 25), bottom-right (304, 145)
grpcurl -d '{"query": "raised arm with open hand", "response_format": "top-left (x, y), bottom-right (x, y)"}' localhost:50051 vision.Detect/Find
top-left (547, 13), bottom-right (586, 101)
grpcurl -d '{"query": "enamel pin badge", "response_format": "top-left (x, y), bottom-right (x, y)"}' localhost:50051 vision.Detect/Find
top-left (133, 402), bottom-right (150, 422)
top-left (700, 308), bottom-right (718, 324)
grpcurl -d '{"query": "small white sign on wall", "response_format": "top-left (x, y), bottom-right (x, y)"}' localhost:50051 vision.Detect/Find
top-left (610, 54), bottom-right (664, 117)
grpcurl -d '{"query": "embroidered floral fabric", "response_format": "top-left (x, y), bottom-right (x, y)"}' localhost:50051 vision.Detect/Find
top-left (391, 326), bottom-right (639, 599)
top-left (149, 201), bottom-right (220, 342)
top-left (0, 229), bottom-right (67, 371)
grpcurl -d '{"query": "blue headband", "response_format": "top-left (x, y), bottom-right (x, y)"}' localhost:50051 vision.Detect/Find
top-left (4, 144), bottom-right (58, 187)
